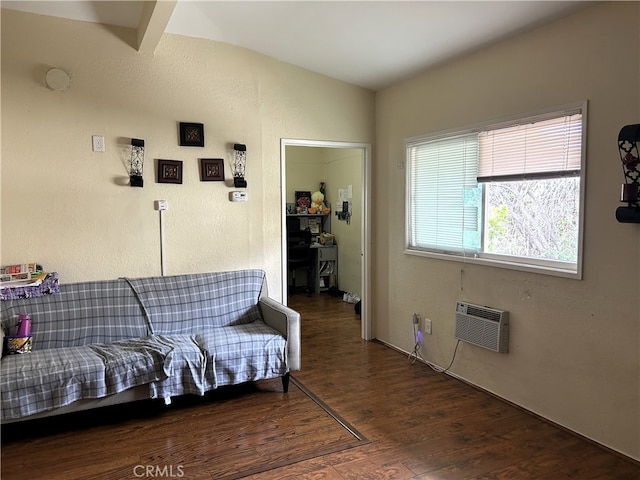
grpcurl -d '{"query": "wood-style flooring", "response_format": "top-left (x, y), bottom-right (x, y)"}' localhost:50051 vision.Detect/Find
top-left (272, 293), bottom-right (640, 480)
top-left (2, 293), bottom-right (639, 479)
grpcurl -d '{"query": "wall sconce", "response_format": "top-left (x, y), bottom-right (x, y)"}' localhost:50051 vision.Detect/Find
top-left (130, 138), bottom-right (145, 187)
top-left (616, 123), bottom-right (640, 223)
top-left (232, 143), bottom-right (247, 188)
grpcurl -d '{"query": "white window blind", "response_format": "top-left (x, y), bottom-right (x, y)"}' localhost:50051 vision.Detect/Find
top-left (478, 113), bottom-right (583, 182)
top-left (406, 103), bottom-right (586, 278)
top-left (408, 133), bottom-right (479, 253)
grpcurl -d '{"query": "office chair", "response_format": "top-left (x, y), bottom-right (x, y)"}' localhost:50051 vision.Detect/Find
top-left (287, 228), bottom-right (312, 296)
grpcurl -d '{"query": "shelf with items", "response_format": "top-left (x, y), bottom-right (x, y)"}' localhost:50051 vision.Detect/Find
top-left (286, 213), bottom-right (331, 246)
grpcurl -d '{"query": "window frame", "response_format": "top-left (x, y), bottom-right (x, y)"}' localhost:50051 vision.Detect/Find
top-left (404, 102), bottom-right (588, 280)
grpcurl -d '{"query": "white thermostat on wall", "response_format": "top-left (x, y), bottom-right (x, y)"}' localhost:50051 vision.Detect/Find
top-left (230, 191), bottom-right (248, 202)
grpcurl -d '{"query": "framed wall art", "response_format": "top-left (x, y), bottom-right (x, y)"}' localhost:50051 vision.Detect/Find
top-left (157, 159), bottom-right (183, 184)
top-left (179, 122), bottom-right (204, 147)
top-left (295, 191), bottom-right (312, 213)
top-left (200, 158), bottom-right (225, 182)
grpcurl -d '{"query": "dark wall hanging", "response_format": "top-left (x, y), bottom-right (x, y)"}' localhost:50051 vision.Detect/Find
top-left (157, 159), bottom-right (183, 184)
top-left (179, 122), bottom-right (204, 147)
top-left (200, 158), bottom-right (225, 181)
top-left (616, 123), bottom-right (640, 223)
top-left (232, 143), bottom-right (247, 187)
top-left (130, 138), bottom-right (145, 187)
top-left (295, 191), bottom-right (312, 213)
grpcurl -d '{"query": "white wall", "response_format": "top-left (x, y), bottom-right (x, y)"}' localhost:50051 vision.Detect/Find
top-left (374, 2), bottom-right (639, 460)
top-left (284, 146), bottom-right (324, 205)
top-left (0, 9), bottom-right (375, 302)
top-left (323, 148), bottom-right (362, 295)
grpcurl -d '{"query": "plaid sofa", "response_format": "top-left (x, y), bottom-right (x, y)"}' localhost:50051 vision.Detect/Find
top-left (0, 269), bottom-right (300, 423)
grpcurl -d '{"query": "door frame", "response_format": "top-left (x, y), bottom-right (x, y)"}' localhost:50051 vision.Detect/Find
top-left (281, 138), bottom-right (372, 340)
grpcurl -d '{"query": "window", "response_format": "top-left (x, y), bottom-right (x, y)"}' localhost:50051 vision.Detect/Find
top-left (405, 104), bottom-right (586, 278)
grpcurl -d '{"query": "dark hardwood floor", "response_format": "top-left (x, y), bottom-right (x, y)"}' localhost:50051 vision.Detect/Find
top-left (265, 293), bottom-right (640, 480)
top-left (2, 292), bottom-right (639, 479)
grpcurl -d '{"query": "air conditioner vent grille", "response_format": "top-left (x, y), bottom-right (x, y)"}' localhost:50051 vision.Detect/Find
top-left (455, 302), bottom-right (509, 353)
top-left (466, 305), bottom-right (501, 322)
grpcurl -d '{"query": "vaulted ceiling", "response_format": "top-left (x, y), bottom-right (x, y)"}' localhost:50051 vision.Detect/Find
top-left (1, 1), bottom-right (589, 90)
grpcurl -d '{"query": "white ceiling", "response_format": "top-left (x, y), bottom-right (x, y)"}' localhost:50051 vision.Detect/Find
top-left (2, 1), bottom-right (589, 91)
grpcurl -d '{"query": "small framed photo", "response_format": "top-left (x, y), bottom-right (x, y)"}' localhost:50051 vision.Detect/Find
top-left (157, 159), bottom-right (183, 184)
top-left (200, 158), bottom-right (225, 182)
top-left (179, 122), bottom-right (204, 147)
top-left (295, 191), bottom-right (312, 213)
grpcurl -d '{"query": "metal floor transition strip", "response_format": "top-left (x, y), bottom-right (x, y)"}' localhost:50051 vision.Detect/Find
top-left (291, 376), bottom-right (368, 443)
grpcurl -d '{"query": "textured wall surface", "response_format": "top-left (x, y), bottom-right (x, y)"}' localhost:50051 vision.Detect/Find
top-left (375, 2), bottom-right (639, 460)
top-left (0, 9), bottom-right (374, 301)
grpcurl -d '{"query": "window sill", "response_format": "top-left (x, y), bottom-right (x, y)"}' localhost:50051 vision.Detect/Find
top-left (403, 248), bottom-right (582, 280)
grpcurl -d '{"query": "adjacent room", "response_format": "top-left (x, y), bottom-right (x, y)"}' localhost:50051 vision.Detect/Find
top-left (1, 1), bottom-right (638, 478)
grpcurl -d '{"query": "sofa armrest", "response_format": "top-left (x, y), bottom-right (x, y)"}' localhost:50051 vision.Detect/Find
top-left (259, 297), bottom-right (301, 372)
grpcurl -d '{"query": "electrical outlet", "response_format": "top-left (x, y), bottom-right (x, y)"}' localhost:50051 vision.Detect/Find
top-left (412, 313), bottom-right (420, 325)
top-left (424, 318), bottom-right (432, 335)
top-left (92, 135), bottom-right (105, 152)
top-left (154, 200), bottom-right (168, 211)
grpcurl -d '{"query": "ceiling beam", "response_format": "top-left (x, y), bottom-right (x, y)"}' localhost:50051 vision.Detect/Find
top-left (136, 0), bottom-right (177, 54)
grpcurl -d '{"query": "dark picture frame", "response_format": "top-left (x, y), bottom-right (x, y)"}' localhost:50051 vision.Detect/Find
top-left (200, 158), bottom-right (225, 182)
top-left (157, 159), bottom-right (183, 184)
top-left (179, 122), bottom-right (204, 147)
top-left (295, 191), bottom-right (312, 213)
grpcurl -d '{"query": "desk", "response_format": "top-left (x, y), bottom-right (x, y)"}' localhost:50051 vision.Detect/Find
top-left (311, 245), bottom-right (337, 294)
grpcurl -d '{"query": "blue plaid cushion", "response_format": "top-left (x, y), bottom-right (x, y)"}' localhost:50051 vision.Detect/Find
top-left (0, 346), bottom-right (107, 419)
top-left (148, 334), bottom-right (207, 398)
top-left (1, 279), bottom-right (150, 350)
top-left (89, 337), bottom-right (173, 394)
top-left (196, 321), bottom-right (287, 388)
top-left (126, 269), bottom-right (265, 335)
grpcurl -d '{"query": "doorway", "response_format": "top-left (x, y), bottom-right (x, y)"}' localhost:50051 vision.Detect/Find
top-left (281, 139), bottom-right (372, 341)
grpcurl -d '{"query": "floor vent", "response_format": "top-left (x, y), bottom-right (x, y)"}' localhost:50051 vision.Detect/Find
top-left (455, 302), bottom-right (509, 353)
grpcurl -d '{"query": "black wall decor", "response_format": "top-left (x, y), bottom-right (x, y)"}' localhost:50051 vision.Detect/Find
top-left (179, 122), bottom-right (204, 147)
top-left (130, 138), bottom-right (145, 187)
top-left (616, 123), bottom-right (640, 223)
top-left (232, 143), bottom-right (247, 187)
top-left (157, 159), bottom-right (183, 184)
top-left (200, 158), bottom-right (225, 181)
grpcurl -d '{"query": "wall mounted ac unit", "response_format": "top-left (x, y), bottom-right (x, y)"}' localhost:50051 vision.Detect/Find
top-left (455, 302), bottom-right (509, 353)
